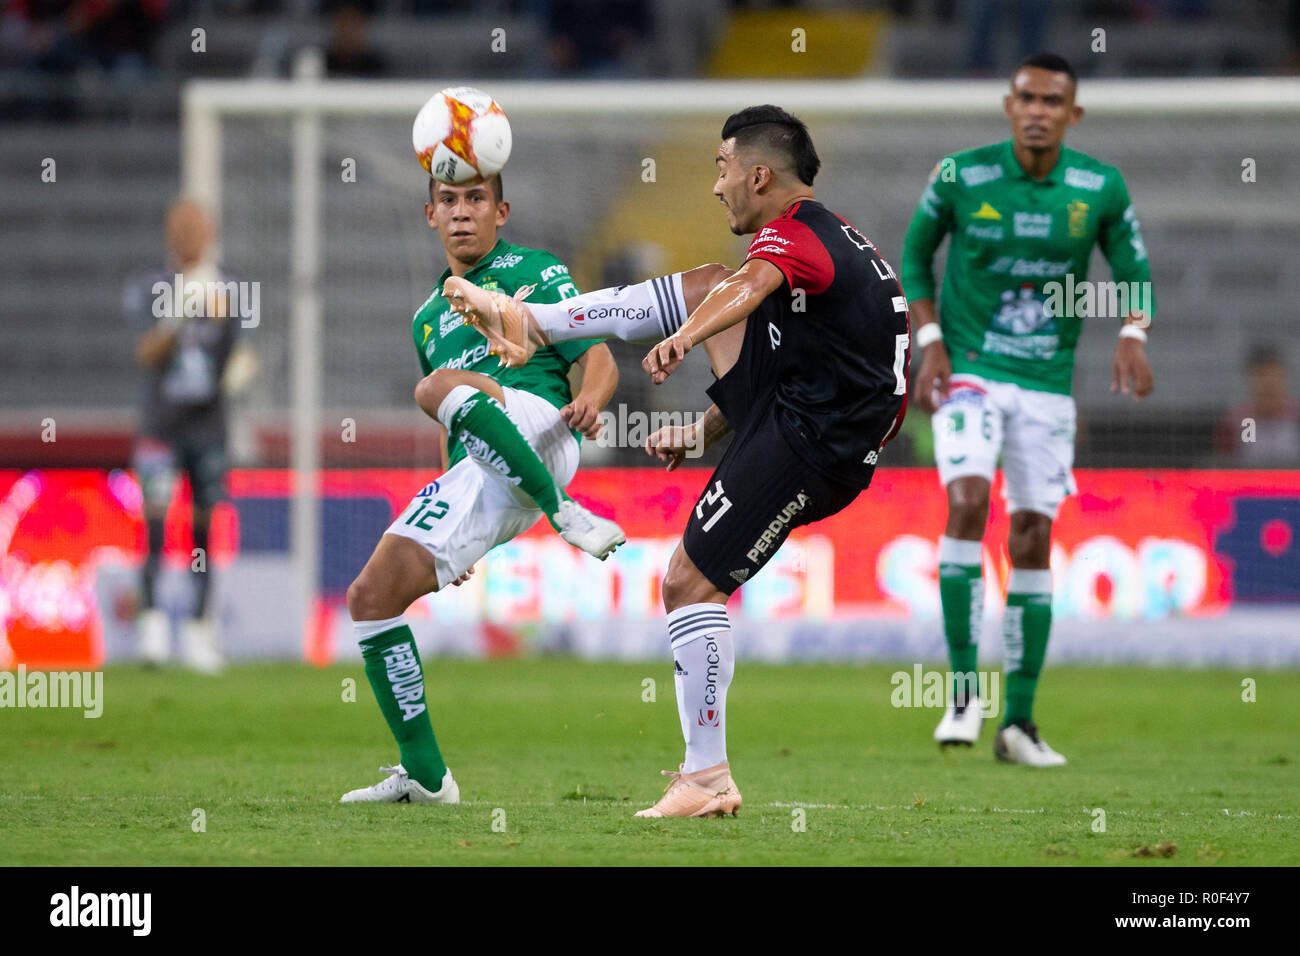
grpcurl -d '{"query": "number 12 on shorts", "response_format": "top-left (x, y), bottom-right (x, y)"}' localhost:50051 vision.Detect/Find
top-left (695, 480), bottom-right (732, 533)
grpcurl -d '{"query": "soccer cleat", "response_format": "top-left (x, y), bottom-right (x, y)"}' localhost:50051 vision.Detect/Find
top-left (934, 695), bottom-right (984, 746)
top-left (554, 497), bottom-right (625, 560)
top-left (634, 762), bottom-right (742, 818)
top-left (994, 721), bottom-right (1067, 767)
top-left (339, 764), bottom-right (460, 804)
top-left (179, 618), bottom-right (225, 675)
top-left (443, 276), bottom-right (548, 368)
top-left (137, 608), bottom-right (170, 664)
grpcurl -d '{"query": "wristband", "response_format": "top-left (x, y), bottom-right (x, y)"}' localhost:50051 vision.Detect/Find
top-left (1119, 324), bottom-right (1148, 343)
top-left (914, 323), bottom-right (944, 349)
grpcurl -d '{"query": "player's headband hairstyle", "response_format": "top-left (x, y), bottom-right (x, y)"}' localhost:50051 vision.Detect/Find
top-left (1016, 52), bottom-right (1078, 87)
top-left (428, 174), bottom-right (504, 205)
top-left (721, 105), bottom-right (821, 187)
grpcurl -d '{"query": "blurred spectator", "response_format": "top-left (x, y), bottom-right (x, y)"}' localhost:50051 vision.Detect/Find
top-left (4, 0), bottom-right (167, 75)
top-left (1215, 345), bottom-right (1300, 466)
top-left (324, 0), bottom-right (389, 78)
top-left (544, 0), bottom-right (650, 77)
top-left (967, 0), bottom-right (1052, 75)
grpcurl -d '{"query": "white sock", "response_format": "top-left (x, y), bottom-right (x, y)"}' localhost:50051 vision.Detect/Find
top-left (528, 273), bottom-right (688, 344)
top-left (353, 615), bottom-right (405, 642)
top-left (667, 602), bottom-right (734, 773)
top-left (435, 383), bottom-right (480, 430)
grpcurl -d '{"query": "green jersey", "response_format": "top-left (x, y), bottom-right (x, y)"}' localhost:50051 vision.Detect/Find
top-left (412, 237), bottom-right (594, 466)
top-left (900, 140), bottom-right (1154, 395)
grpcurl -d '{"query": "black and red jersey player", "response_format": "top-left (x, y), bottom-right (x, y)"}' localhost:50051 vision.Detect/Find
top-left (441, 105), bottom-right (911, 816)
top-left (645, 125), bottom-right (910, 602)
top-left (633, 106), bottom-right (908, 816)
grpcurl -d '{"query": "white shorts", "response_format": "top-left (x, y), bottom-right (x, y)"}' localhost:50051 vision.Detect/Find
top-left (385, 386), bottom-right (580, 589)
top-left (932, 373), bottom-right (1077, 519)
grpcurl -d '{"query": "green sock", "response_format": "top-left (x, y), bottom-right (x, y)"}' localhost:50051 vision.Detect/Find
top-left (1002, 574), bottom-right (1053, 726)
top-left (445, 391), bottom-right (563, 528)
top-left (360, 623), bottom-right (447, 791)
top-left (937, 537), bottom-right (983, 706)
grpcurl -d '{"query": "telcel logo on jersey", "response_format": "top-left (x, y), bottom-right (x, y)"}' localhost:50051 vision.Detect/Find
top-left (443, 341), bottom-right (492, 370)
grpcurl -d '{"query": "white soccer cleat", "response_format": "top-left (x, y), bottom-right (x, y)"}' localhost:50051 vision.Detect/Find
top-left (554, 497), bottom-right (625, 560)
top-left (340, 764), bottom-right (460, 804)
top-left (934, 695), bottom-right (984, 746)
top-left (180, 618), bottom-right (225, 675)
top-left (137, 608), bottom-right (171, 664)
top-left (994, 721), bottom-right (1067, 767)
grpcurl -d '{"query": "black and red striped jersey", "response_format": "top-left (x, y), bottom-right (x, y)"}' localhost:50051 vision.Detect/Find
top-left (707, 199), bottom-right (910, 489)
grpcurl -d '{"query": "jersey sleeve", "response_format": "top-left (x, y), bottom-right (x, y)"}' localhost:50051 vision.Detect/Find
top-left (413, 313), bottom-right (434, 376)
top-left (1098, 171), bottom-right (1156, 320)
top-left (899, 157), bottom-right (957, 302)
top-left (528, 251), bottom-right (593, 363)
top-left (744, 217), bottom-right (835, 295)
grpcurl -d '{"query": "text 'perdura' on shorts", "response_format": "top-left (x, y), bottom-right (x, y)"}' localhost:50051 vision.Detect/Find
top-left (683, 404), bottom-right (863, 596)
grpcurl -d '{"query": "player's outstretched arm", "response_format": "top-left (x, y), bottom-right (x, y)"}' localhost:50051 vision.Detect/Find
top-left (562, 343), bottom-right (619, 439)
top-left (642, 258), bottom-right (785, 385)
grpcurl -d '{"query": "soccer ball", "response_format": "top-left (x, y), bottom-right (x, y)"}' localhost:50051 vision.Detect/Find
top-left (412, 87), bottom-right (513, 185)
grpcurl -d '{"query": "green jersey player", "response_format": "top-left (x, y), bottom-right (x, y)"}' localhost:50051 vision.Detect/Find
top-left (340, 173), bottom-right (621, 804)
top-left (900, 53), bottom-right (1155, 766)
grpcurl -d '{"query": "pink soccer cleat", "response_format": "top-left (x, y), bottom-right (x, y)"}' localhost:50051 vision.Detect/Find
top-left (442, 276), bottom-right (548, 368)
top-left (634, 762), bottom-right (743, 818)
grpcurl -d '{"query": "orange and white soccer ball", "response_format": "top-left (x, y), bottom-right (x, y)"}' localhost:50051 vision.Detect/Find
top-left (412, 86), bottom-right (512, 185)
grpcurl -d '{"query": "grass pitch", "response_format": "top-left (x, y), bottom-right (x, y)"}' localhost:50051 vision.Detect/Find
top-left (1, 659), bottom-right (1296, 866)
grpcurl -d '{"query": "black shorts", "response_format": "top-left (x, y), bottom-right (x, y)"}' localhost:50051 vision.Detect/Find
top-left (133, 435), bottom-right (228, 512)
top-left (682, 404), bottom-right (863, 596)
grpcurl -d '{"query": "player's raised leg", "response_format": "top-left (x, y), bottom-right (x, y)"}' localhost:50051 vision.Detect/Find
top-left (635, 545), bottom-right (742, 819)
top-left (341, 533), bottom-right (460, 804)
top-left (445, 263), bottom-right (731, 367)
top-left (413, 367), bottom-right (624, 559)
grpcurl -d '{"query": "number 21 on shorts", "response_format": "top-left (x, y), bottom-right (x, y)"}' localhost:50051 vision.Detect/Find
top-left (695, 480), bottom-right (732, 533)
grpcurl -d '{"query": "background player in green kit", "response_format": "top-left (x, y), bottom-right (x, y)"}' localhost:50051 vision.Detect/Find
top-left (901, 53), bottom-right (1155, 766)
top-left (339, 174), bottom-right (621, 803)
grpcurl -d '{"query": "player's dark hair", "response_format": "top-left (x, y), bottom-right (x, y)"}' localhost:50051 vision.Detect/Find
top-left (1246, 343), bottom-right (1283, 370)
top-left (1017, 52), bottom-right (1077, 86)
top-left (428, 173), bottom-right (504, 205)
top-left (721, 105), bottom-right (821, 186)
